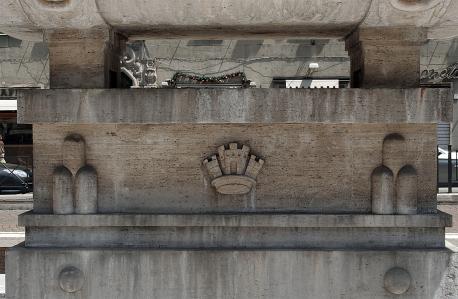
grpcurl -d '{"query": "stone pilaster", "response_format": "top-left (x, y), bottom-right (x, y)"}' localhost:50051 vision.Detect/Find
top-left (45, 27), bottom-right (126, 88)
top-left (346, 27), bottom-right (427, 88)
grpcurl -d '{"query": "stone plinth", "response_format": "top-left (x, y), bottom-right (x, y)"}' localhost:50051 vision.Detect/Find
top-left (3, 0), bottom-right (458, 298)
top-left (7, 87), bottom-right (453, 298)
top-left (6, 247), bottom-right (454, 299)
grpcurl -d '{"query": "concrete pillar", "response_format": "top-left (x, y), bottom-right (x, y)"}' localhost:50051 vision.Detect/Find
top-left (396, 165), bottom-right (418, 215)
top-left (45, 27), bottom-right (126, 88)
top-left (371, 166), bottom-right (394, 214)
top-left (52, 166), bottom-right (74, 214)
top-left (346, 27), bottom-right (427, 88)
top-left (75, 165), bottom-right (98, 214)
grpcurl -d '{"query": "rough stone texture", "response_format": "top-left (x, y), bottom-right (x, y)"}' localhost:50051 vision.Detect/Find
top-left (31, 122), bottom-right (438, 214)
top-left (6, 247), bottom-right (456, 299)
top-left (3, 1), bottom-right (458, 40)
top-left (396, 165), bottom-right (418, 215)
top-left (52, 166), bottom-right (74, 215)
top-left (19, 213), bottom-right (450, 249)
top-left (384, 267), bottom-right (412, 295)
top-left (58, 266), bottom-right (84, 293)
top-left (24, 226), bottom-right (446, 249)
top-left (4, 2), bottom-right (458, 298)
top-left (346, 27), bottom-right (427, 88)
top-left (45, 28), bottom-right (125, 88)
top-left (17, 89), bottom-right (452, 124)
top-left (74, 166), bottom-right (97, 214)
top-left (62, 134), bottom-right (86, 176)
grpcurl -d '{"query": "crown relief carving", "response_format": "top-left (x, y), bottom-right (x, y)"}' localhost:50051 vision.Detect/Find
top-left (203, 143), bottom-right (264, 195)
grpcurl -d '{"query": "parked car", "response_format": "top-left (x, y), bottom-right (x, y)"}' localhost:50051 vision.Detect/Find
top-left (0, 163), bottom-right (32, 194)
top-left (438, 147), bottom-right (458, 187)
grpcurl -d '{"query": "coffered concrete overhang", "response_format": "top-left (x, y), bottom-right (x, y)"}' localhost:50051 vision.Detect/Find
top-left (2, 0), bottom-right (458, 40)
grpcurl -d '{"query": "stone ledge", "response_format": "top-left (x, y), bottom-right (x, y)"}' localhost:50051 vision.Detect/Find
top-left (18, 88), bottom-right (451, 124)
top-left (19, 212), bottom-right (452, 228)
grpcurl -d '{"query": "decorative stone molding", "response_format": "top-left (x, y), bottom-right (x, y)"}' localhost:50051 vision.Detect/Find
top-left (384, 267), bottom-right (411, 295)
top-left (53, 134), bottom-right (98, 214)
top-left (63, 134), bottom-right (86, 176)
top-left (203, 143), bottom-right (264, 195)
top-left (36, 0), bottom-right (72, 9)
top-left (389, 0), bottom-right (447, 12)
top-left (371, 134), bottom-right (418, 215)
top-left (58, 266), bottom-right (84, 293)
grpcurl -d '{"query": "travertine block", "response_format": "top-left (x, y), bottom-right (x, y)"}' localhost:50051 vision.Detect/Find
top-left (32, 123), bottom-right (437, 214)
top-left (52, 166), bottom-right (74, 214)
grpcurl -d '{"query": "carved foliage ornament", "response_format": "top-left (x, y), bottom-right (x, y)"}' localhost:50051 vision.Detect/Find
top-left (203, 143), bottom-right (264, 195)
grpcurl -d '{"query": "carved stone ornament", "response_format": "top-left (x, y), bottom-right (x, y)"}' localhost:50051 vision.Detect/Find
top-left (389, 0), bottom-right (449, 12)
top-left (121, 44), bottom-right (158, 88)
top-left (203, 143), bottom-right (264, 195)
top-left (58, 266), bottom-right (84, 293)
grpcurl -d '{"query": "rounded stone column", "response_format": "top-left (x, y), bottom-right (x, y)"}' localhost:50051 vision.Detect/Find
top-left (396, 165), bottom-right (418, 214)
top-left (371, 166), bottom-right (394, 214)
top-left (53, 166), bottom-right (74, 214)
top-left (75, 165), bottom-right (98, 214)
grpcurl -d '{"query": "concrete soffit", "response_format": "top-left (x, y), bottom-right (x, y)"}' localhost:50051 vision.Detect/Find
top-left (1, 0), bottom-right (458, 41)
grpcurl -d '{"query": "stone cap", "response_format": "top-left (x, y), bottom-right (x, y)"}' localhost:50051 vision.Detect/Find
top-left (18, 211), bottom-right (452, 228)
top-left (18, 88), bottom-right (452, 124)
top-left (2, 1), bottom-right (458, 40)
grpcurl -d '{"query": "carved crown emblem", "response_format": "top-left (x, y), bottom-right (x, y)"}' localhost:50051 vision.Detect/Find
top-left (203, 143), bottom-right (264, 195)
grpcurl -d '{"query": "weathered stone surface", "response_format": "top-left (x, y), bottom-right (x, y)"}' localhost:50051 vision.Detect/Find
top-left (18, 212), bottom-right (452, 228)
top-left (346, 27), bottom-right (427, 88)
top-left (371, 166), bottom-right (395, 214)
top-left (396, 165), bottom-right (418, 215)
top-left (24, 226), bottom-right (446, 249)
top-left (2, 1), bottom-right (458, 40)
top-left (62, 134), bottom-right (86, 176)
top-left (52, 166), bottom-right (74, 215)
top-left (17, 89), bottom-right (452, 124)
top-left (6, 247), bottom-right (455, 299)
top-left (31, 123), bottom-right (438, 214)
top-left (74, 166), bottom-right (98, 214)
top-left (45, 28), bottom-right (122, 88)
top-left (58, 266), bottom-right (85, 293)
top-left (19, 212), bottom-right (450, 249)
top-left (384, 267), bottom-right (411, 295)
